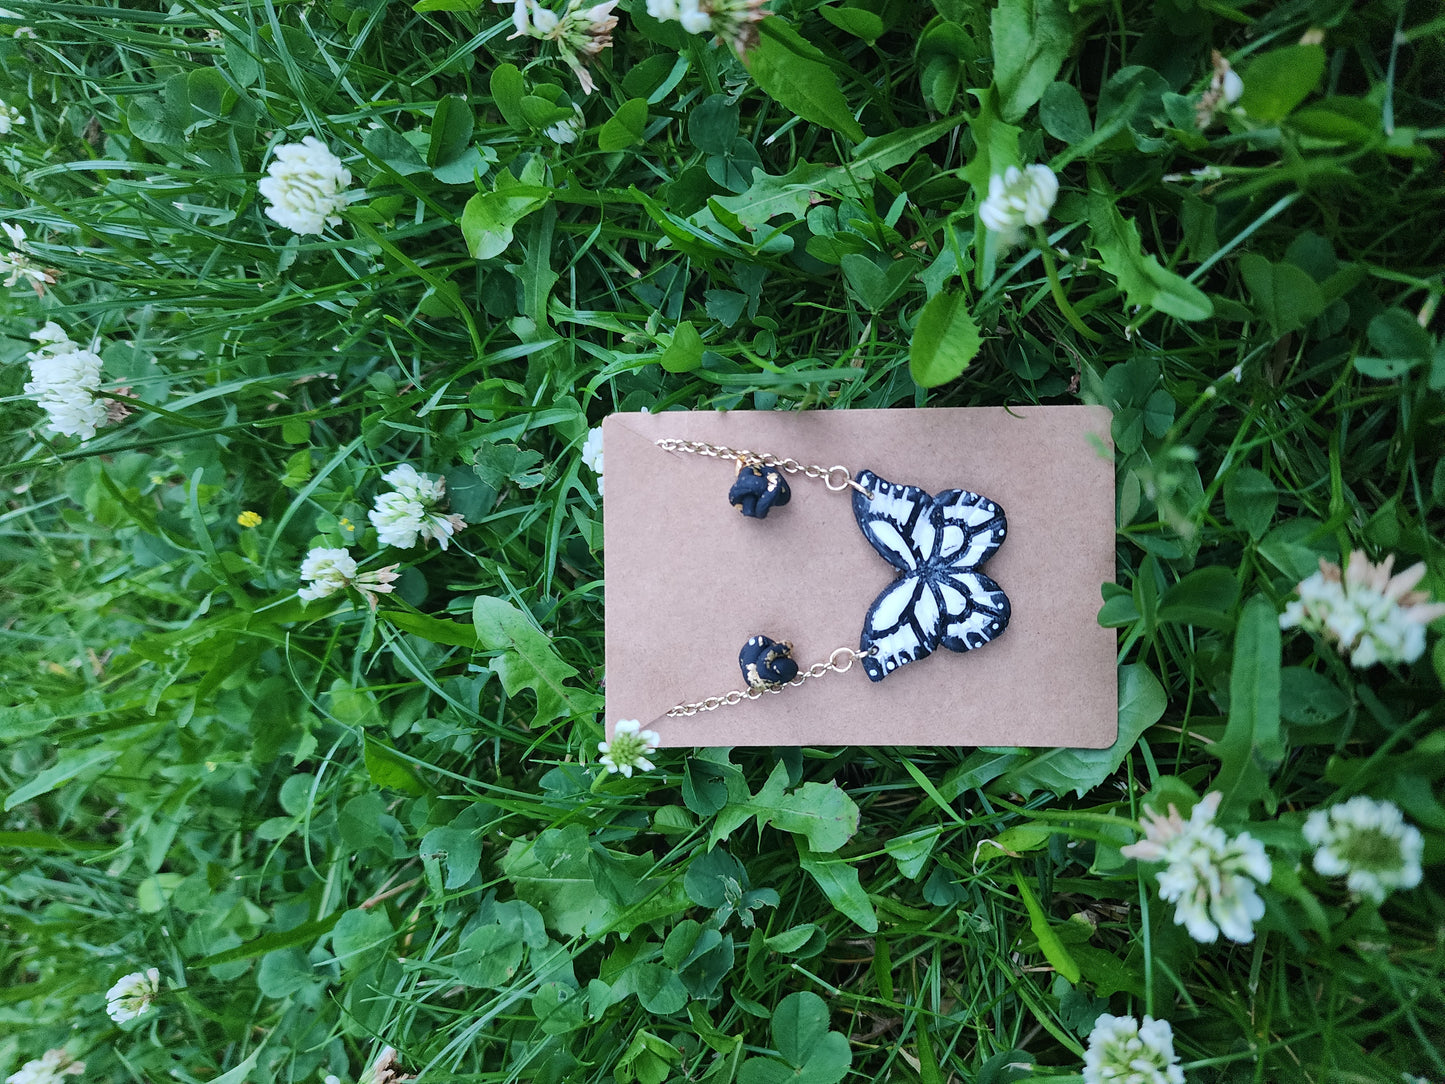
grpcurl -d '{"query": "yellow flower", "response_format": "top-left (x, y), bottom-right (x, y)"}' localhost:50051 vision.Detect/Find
top-left (237, 510), bottom-right (263, 527)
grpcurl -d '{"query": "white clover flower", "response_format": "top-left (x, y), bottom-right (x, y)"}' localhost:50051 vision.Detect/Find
top-left (544, 105), bottom-right (586, 144)
top-left (1280, 552), bottom-right (1445, 668)
top-left (1303, 796), bottom-right (1423, 903)
top-left (1121, 791), bottom-right (1271, 944)
top-left (369, 465), bottom-right (466, 550)
top-left (505, 0), bottom-right (618, 95)
top-left (358, 1046), bottom-right (402, 1084)
top-left (1221, 68), bottom-right (1244, 105)
top-left (0, 97), bottom-right (23, 135)
top-left (22, 324), bottom-right (109, 441)
top-left (382, 463), bottom-right (448, 505)
top-left (4, 1050), bottom-right (85, 1084)
top-left (2, 221), bottom-right (56, 290)
top-left (598, 719), bottom-right (659, 777)
top-left (646, 0), bottom-right (768, 50)
top-left (369, 492), bottom-right (430, 549)
top-left (978, 164), bottom-right (1059, 247)
top-left (298, 546), bottom-right (399, 607)
top-left (105, 967), bottom-right (161, 1023)
top-left (1198, 50), bottom-right (1244, 128)
top-left (257, 136), bottom-right (353, 235)
top-left (1083, 1014), bottom-right (1185, 1084)
top-left (580, 426), bottom-right (604, 496)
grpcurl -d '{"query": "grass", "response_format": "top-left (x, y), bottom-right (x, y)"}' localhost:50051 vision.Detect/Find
top-left (2, 0), bottom-right (1444, 1082)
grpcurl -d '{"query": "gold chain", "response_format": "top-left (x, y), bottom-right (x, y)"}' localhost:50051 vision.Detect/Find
top-left (665, 646), bottom-right (875, 717)
top-left (654, 438), bottom-right (873, 496)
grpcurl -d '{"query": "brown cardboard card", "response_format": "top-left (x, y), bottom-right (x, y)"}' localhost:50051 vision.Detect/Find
top-left (603, 407), bottom-right (1116, 748)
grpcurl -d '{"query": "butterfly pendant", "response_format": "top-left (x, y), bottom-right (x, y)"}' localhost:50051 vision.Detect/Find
top-left (851, 470), bottom-right (1011, 682)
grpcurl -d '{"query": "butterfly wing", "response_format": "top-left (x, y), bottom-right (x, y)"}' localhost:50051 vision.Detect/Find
top-left (853, 470), bottom-right (1011, 682)
top-left (851, 471), bottom-right (939, 572)
top-left (931, 488), bottom-right (1007, 568)
top-left (936, 569), bottom-right (1011, 652)
top-left (858, 574), bottom-right (943, 682)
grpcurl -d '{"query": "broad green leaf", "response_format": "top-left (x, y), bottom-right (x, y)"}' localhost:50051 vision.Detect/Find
top-left (428, 94), bottom-right (473, 168)
top-left (533, 982), bottom-right (587, 1034)
top-left (0, 691), bottom-right (108, 741)
top-left (460, 186), bottom-right (551, 260)
top-left (1224, 466), bottom-right (1278, 540)
top-left (502, 826), bottom-right (688, 937)
top-left (330, 908), bottom-right (394, 964)
top-left (1279, 667), bottom-right (1349, 727)
top-left (818, 5), bottom-right (884, 43)
top-left (711, 163), bottom-right (830, 228)
top-left (364, 735), bottom-right (428, 796)
top-left (738, 991), bottom-right (852, 1084)
top-left (909, 289), bottom-right (982, 387)
top-left (1237, 44), bottom-right (1325, 122)
top-left (127, 96), bottom-right (184, 149)
top-left (1012, 867), bottom-right (1080, 983)
top-left (6, 747), bottom-right (118, 811)
top-left (1353, 309), bottom-right (1434, 380)
top-left (382, 610), bottom-right (478, 649)
top-left (1212, 595), bottom-right (1283, 814)
top-left (1239, 253), bottom-right (1326, 336)
top-left (627, 962), bottom-right (688, 1014)
top-left (1088, 179), bottom-right (1213, 320)
top-left (745, 20), bottom-right (864, 142)
top-left (599, 97), bottom-right (648, 152)
top-left (472, 595), bottom-right (602, 728)
top-left (991, 0), bottom-right (1074, 122)
top-left (959, 89), bottom-right (1022, 195)
top-left (362, 127), bottom-right (428, 176)
top-left (1158, 566), bottom-right (1239, 630)
top-left (797, 847), bottom-right (878, 932)
top-left (1259, 518), bottom-right (1336, 581)
top-left (1039, 81), bottom-right (1091, 142)
top-left (490, 63), bottom-right (526, 128)
top-left (841, 254), bottom-right (912, 313)
top-left (764, 924), bottom-right (827, 955)
top-left (1289, 96), bottom-right (1381, 145)
top-left (992, 664), bottom-right (1166, 798)
top-left (420, 824), bottom-right (483, 889)
top-left (455, 925), bottom-right (525, 987)
top-left (659, 321), bottom-right (705, 373)
top-left (257, 947), bottom-right (315, 997)
top-left (845, 115), bottom-right (963, 180)
top-left (774, 990), bottom-right (833, 1067)
top-left (729, 761), bottom-right (860, 853)
top-left (688, 95), bottom-right (738, 154)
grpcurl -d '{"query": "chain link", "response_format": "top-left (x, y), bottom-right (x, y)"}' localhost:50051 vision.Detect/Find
top-left (655, 438), bottom-right (872, 496)
top-left (665, 646), bottom-right (875, 717)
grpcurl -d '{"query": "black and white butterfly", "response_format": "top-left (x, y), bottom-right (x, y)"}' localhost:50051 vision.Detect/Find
top-left (851, 470), bottom-right (1011, 682)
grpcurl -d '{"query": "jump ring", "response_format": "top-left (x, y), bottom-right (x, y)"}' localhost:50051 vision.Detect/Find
top-left (824, 466), bottom-right (853, 492)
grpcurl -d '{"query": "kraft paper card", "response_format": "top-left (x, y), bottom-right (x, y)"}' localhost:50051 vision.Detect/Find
top-left (602, 406), bottom-right (1116, 748)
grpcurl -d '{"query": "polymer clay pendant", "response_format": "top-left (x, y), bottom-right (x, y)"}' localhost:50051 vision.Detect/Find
top-left (851, 470), bottom-right (1010, 682)
top-left (654, 438), bottom-right (1011, 714)
top-left (728, 463), bottom-right (790, 518)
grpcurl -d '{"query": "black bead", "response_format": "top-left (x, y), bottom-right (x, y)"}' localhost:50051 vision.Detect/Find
top-left (738, 635), bottom-right (799, 689)
top-left (728, 464), bottom-right (791, 518)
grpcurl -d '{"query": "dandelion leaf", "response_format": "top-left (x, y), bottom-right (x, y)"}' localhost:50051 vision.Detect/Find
top-left (472, 596), bottom-right (602, 728)
top-left (1088, 176), bottom-right (1214, 321)
top-left (1211, 595), bottom-right (1283, 815)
